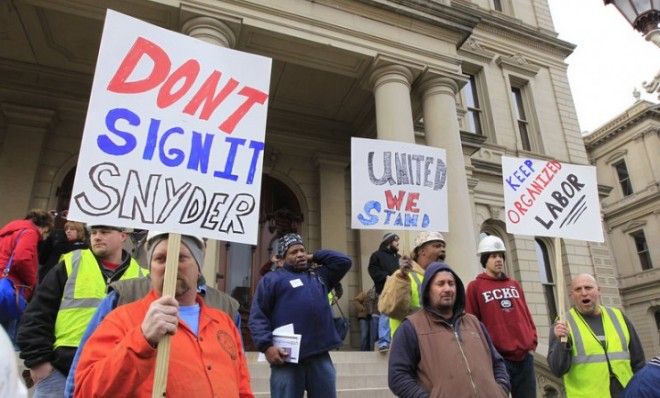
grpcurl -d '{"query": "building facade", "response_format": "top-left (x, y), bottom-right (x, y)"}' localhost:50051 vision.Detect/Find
top-left (584, 100), bottom-right (660, 359)
top-left (0, 0), bottom-right (630, 395)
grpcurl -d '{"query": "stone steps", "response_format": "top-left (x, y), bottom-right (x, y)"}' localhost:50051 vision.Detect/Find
top-left (247, 351), bottom-right (395, 397)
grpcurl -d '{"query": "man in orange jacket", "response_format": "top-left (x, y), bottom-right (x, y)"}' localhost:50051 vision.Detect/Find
top-left (74, 232), bottom-right (253, 397)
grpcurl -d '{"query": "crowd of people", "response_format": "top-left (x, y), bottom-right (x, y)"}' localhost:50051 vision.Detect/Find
top-left (1, 209), bottom-right (657, 398)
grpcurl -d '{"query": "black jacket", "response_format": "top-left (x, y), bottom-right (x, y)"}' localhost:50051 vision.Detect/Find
top-left (38, 231), bottom-right (88, 283)
top-left (17, 249), bottom-right (135, 375)
top-left (368, 245), bottom-right (400, 294)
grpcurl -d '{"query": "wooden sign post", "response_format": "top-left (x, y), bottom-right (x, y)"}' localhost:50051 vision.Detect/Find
top-left (152, 234), bottom-right (181, 397)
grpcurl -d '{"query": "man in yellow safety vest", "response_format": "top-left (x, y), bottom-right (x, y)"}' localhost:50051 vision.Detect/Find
top-left (377, 231), bottom-right (446, 340)
top-left (547, 273), bottom-right (646, 397)
top-left (18, 225), bottom-right (145, 397)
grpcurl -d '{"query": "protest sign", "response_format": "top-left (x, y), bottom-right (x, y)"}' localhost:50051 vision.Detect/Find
top-left (67, 10), bottom-right (272, 245)
top-left (351, 137), bottom-right (448, 231)
top-left (502, 156), bottom-right (603, 242)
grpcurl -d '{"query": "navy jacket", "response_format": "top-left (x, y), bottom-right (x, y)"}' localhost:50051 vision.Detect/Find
top-left (248, 249), bottom-right (351, 360)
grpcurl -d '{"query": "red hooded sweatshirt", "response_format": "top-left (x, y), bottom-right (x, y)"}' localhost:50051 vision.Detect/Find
top-left (465, 273), bottom-right (537, 361)
top-left (0, 219), bottom-right (42, 300)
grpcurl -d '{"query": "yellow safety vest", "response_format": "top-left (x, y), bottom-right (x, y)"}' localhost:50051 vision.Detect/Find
top-left (54, 249), bottom-right (146, 348)
top-left (390, 271), bottom-right (423, 336)
top-left (564, 306), bottom-right (634, 398)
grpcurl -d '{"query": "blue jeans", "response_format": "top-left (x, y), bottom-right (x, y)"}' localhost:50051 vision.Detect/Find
top-left (505, 352), bottom-right (536, 398)
top-left (34, 368), bottom-right (67, 398)
top-left (270, 352), bottom-right (336, 398)
top-left (377, 314), bottom-right (390, 348)
top-left (359, 318), bottom-right (372, 351)
top-left (369, 316), bottom-right (379, 350)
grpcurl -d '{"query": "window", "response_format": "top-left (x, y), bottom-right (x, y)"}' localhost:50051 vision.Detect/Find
top-left (493, 0), bottom-right (503, 11)
top-left (462, 74), bottom-right (483, 135)
top-left (631, 230), bottom-right (653, 270)
top-left (535, 239), bottom-right (558, 324)
top-left (511, 86), bottom-right (531, 151)
top-left (613, 160), bottom-right (633, 196)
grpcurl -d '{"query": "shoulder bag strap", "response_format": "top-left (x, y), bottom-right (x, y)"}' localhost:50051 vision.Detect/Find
top-left (2, 229), bottom-right (29, 278)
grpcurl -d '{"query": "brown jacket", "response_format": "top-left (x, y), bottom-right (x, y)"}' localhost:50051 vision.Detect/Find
top-left (378, 260), bottom-right (424, 320)
top-left (408, 310), bottom-right (508, 398)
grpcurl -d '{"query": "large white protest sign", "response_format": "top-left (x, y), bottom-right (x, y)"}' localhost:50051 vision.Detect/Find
top-left (502, 156), bottom-right (603, 242)
top-left (351, 137), bottom-right (448, 231)
top-left (67, 10), bottom-right (272, 244)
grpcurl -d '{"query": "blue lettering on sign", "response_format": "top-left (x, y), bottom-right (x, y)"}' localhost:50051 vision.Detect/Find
top-left (357, 200), bottom-right (380, 225)
top-left (505, 159), bottom-right (535, 191)
top-left (357, 199), bottom-right (432, 228)
top-left (99, 108), bottom-right (139, 155)
top-left (95, 107), bottom-right (265, 185)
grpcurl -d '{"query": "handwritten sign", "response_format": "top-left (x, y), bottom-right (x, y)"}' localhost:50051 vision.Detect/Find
top-left (67, 10), bottom-right (272, 244)
top-left (502, 156), bottom-right (603, 242)
top-left (351, 138), bottom-right (448, 231)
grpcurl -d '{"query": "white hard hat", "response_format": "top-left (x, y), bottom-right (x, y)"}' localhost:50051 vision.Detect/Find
top-left (146, 231), bottom-right (204, 250)
top-left (414, 231), bottom-right (445, 250)
top-left (477, 235), bottom-right (506, 254)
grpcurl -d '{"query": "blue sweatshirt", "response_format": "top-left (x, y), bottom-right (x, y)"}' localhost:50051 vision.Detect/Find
top-left (248, 249), bottom-right (352, 360)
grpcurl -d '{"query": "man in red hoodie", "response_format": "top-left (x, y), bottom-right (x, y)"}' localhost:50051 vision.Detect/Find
top-left (465, 235), bottom-right (538, 398)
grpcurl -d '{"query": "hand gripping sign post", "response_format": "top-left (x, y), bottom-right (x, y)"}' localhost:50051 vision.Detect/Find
top-left (67, 10), bottom-right (271, 397)
top-left (502, 156), bottom-right (603, 341)
top-left (351, 137), bottom-right (449, 250)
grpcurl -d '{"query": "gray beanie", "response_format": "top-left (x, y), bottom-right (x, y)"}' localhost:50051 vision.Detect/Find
top-left (146, 234), bottom-right (205, 271)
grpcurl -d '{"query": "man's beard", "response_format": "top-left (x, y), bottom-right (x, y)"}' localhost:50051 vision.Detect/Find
top-left (438, 253), bottom-right (446, 261)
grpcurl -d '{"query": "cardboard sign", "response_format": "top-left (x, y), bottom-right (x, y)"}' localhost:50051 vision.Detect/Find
top-left (351, 137), bottom-right (448, 231)
top-left (502, 156), bottom-right (603, 242)
top-left (67, 10), bottom-right (272, 244)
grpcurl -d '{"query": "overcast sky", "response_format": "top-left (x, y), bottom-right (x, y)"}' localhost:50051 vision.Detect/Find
top-left (548, 0), bottom-right (660, 133)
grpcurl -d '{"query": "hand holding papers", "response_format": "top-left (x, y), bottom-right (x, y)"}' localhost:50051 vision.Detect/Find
top-left (258, 324), bottom-right (302, 364)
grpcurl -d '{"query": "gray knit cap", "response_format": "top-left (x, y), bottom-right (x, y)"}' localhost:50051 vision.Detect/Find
top-left (146, 233), bottom-right (205, 271)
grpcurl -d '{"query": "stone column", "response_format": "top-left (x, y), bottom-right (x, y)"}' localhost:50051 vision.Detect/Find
top-left (370, 64), bottom-right (416, 143)
top-left (359, 64), bottom-right (417, 289)
top-left (0, 103), bottom-right (55, 224)
top-left (317, 155), bottom-right (351, 343)
top-left (182, 16), bottom-right (236, 288)
top-left (419, 76), bottom-right (479, 282)
top-left (317, 155), bottom-right (349, 253)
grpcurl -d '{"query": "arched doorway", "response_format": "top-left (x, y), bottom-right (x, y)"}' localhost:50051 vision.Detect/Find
top-left (221, 174), bottom-right (303, 349)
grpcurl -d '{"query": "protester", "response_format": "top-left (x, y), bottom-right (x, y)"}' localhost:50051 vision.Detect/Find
top-left (17, 225), bottom-right (145, 397)
top-left (64, 274), bottom-right (240, 398)
top-left (548, 273), bottom-right (646, 397)
top-left (249, 233), bottom-right (351, 398)
top-left (73, 231), bottom-right (252, 397)
top-left (388, 262), bottom-right (510, 397)
top-left (378, 231), bottom-right (445, 337)
top-left (38, 220), bottom-right (88, 283)
top-left (0, 209), bottom-right (53, 345)
top-left (352, 287), bottom-right (378, 351)
top-left (622, 356), bottom-right (660, 398)
top-left (466, 235), bottom-right (538, 398)
top-left (368, 232), bottom-right (400, 351)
